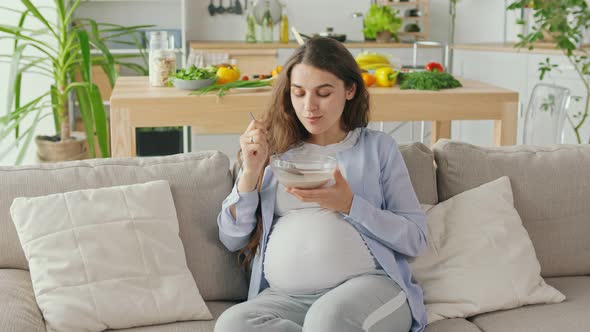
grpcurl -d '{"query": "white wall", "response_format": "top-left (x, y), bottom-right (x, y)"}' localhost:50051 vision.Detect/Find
top-left (0, 1), bottom-right (56, 165)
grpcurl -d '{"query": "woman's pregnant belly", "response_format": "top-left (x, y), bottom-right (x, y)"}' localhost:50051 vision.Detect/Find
top-left (263, 208), bottom-right (378, 294)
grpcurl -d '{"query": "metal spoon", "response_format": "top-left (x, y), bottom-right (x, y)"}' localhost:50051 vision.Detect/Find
top-left (208, 0), bottom-right (216, 16)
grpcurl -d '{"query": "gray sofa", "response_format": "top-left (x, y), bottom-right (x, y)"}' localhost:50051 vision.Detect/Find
top-left (1, 140), bottom-right (589, 332)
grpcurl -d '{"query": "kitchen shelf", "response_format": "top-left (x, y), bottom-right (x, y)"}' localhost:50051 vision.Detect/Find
top-left (402, 16), bottom-right (422, 21)
top-left (384, 1), bottom-right (419, 5)
top-left (398, 32), bottom-right (426, 36)
top-left (378, 0), bottom-right (429, 41)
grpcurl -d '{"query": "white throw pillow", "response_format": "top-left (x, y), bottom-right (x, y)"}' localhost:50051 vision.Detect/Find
top-left (410, 176), bottom-right (565, 324)
top-left (10, 180), bottom-right (212, 332)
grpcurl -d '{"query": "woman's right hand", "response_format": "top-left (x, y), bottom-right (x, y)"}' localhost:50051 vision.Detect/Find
top-left (238, 120), bottom-right (269, 191)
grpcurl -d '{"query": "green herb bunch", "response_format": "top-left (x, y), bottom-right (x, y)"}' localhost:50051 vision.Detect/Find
top-left (400, 71), bottom-right (462, 91)
top-left (191, 79), bottom-right (272, 97)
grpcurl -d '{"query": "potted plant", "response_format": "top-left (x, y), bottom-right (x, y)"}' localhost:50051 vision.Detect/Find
top-left (362, 5), bottom-right (403, 43)
top-left (508, 0), bottom-right (590, 143)
top-left (0, 0), bottom-right (150, 164)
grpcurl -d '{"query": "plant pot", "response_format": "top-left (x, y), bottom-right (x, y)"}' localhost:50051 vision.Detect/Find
top-left (35, 132), bottom-right (88, 163)
top-left (136, 128), bottom-right (183, 156)
top-left (376, 31), bottom-right (392, 43)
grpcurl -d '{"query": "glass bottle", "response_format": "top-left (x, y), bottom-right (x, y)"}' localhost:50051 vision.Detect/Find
top-left (261, 0), bottom-right (273, 43)
top-left (279, 3), bottom-right (289, 43)
top-left (245, 0), bottom-right (257, 43)
top-left (148, 31), bottom-right (176, 87)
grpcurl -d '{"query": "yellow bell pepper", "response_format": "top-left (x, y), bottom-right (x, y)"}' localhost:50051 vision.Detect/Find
top-left (375, 67), bottom-right (398, 87)
top-left (216, 65), bottom-right (240, 84)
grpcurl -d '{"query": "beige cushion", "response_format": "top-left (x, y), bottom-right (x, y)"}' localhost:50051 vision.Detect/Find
top-left (0, 269), bottom-right (44, 332)
top-left (470, 276), bottom-right (590, 332)
top-left (433, 140), bottom-right (590, 277)
top-left (411, 177), bottom-right (565, 324)
top-left (399, 142), bottom-right (438, 205)
top-left (0, 152), bottom-right (247, 301)
top-left (109, 301), bottom-right (236, 332)
top-left (10, 180), bottom-right (213, 331)
top-left (425, 318), bottom-right (482, 332)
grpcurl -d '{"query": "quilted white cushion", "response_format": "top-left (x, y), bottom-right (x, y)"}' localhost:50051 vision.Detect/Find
top-left (10, 180), bottom-right (212, 332)
top-left (410, 176), bottom-right (565, 324)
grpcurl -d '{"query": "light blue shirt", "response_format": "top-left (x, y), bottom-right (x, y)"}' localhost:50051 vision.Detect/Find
top-left (217, 127), bottom-right (428, 332)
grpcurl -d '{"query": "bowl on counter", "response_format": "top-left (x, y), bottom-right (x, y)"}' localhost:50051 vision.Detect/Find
top-left (270, 153), bottom-right (337, 189)
top-left (172, 77), bottom-right (216, 90)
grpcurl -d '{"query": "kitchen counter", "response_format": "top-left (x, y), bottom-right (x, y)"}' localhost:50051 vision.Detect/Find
top-left (109, 77), bottom-right (518, 157)
top-left (189, 41), bottom-right (438, 50)
top-left (453, 43), bottom-right (590, 55)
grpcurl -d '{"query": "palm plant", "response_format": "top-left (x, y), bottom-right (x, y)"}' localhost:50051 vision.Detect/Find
top-left (0, 0), bottom-right (150, 164)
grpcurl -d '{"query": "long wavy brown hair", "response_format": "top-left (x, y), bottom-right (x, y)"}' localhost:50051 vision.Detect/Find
top-left (238, 37), bottom-right (370, 268)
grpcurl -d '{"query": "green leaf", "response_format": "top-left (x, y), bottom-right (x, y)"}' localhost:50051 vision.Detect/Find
top-left (0, 26), bottom-right (57, 58)
top-left (77, 29), bottom-right (92, 83)
top-left (72, 85), bottom-right (96, 157)
top-left (20, 0), bottom-right (58, 40)
top-left (88, 84), bottom-right (109, 157)
top-left (64, 0), bottom-right (82, 26)
top-left (6, 44), bottom-right (25, 117)
top-left (85, 19), bottom-right (117, 87)
top-left (50, 85), bottom-right (60, 133)
top-left (14, 109), bottom-right (42, 165)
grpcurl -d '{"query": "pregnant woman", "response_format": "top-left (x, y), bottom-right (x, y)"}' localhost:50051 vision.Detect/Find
top-left (215, 37), bottom-right (428, 332)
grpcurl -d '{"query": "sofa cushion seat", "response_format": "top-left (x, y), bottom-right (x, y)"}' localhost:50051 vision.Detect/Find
top-left (109, 301), bottom-right (238, 332)
top-left (469, 276), bottom-right (590, 332)
top-left (0, 269), bottom-right (44, 332)
top-left (425, 318), bottom-right (482, 332)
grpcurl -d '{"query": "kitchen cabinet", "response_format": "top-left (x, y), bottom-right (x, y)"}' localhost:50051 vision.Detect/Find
top-left (452, 44), bottom-right (590, 145)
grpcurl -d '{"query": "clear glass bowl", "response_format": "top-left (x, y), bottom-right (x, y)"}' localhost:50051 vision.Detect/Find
top-left (270, 152), bottom-right (337, 189)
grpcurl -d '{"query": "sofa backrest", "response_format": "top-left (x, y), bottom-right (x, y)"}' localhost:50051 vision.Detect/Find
top-left (0, 152), bottom-right (249, 301)
top-left (433, 140), bottom-right (590, 277)
top-left (399, 142), bottom-right (438, 205)
top-left (0, 143), bottom-right (437, 301)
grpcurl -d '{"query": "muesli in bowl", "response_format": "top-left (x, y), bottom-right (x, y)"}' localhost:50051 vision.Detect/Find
top-left (270, 153), bottom-right (337, 189)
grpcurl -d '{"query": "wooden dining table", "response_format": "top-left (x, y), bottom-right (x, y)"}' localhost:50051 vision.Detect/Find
top-left (109, 76), bottom-right (518, 157)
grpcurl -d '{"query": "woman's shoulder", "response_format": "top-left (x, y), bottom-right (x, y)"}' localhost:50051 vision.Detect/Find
top-left (359, 127), bottom-right (399, 150)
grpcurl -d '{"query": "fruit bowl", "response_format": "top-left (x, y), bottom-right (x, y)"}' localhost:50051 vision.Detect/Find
top-left (270, 153), bottom-right (337, 189)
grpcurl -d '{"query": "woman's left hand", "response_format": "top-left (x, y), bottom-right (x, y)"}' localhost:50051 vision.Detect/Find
top-left (286, 168), bottom-right (354, 214)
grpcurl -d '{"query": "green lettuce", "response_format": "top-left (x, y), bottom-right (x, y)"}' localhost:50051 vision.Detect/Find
top-left (362, 5), bottom-right (403, 40)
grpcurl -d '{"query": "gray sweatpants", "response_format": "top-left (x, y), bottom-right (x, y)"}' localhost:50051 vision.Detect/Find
top-left (214, 274), bottom-right (412, 332)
